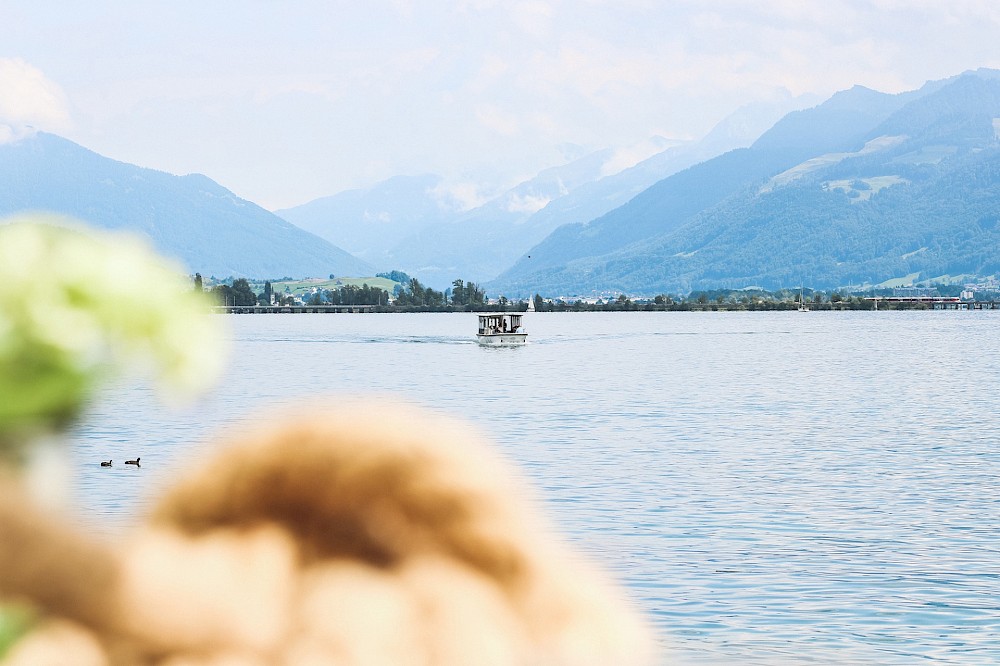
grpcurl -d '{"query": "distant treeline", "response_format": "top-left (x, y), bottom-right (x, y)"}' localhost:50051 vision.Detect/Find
top-left (201, 273), bottom-right (529, 311)
top-left (199, 274), bottom-right (995, 312)
top-left (531, 287), bottom-right (983, 312)
top-left (532, 292), bottom-right (879, 312)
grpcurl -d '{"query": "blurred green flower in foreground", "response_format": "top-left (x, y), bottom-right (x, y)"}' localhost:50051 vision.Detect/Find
top-left (0, 216), bottom-right (226, 464)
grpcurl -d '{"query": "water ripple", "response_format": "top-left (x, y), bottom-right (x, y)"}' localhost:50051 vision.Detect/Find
top-left (66, 311), bottom-right (1000, 664)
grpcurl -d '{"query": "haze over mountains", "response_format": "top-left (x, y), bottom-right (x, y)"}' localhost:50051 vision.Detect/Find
top-left (277, 92), bottom-right (812, 288)
top-left (2, 69), bottom-right (999, 297)
top-left (0, 133), bottom-right (372, 279)
top-left (491, 68), bottom-right (1000, 296)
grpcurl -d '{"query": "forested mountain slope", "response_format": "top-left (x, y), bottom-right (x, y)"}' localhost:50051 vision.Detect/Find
top-left (490, 70), bottom-right (1000, 296)
top-left (0, 133), bottom-right (371, 278)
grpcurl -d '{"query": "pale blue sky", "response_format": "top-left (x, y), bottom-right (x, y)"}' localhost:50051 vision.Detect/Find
top-left (3, 1), bottom-right (999, 210)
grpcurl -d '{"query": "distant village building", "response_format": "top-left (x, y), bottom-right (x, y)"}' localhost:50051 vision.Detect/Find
top-left (965, 278), bottom-right (999, 291)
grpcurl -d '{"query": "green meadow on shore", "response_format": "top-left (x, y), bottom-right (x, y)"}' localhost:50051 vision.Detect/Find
top-left (264, 277), bottom-right (402, 299)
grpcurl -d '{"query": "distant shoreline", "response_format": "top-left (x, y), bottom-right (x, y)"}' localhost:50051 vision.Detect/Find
top-left (213, 300), bottom-right (1000, 314)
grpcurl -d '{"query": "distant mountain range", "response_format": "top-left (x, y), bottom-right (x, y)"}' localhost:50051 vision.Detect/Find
top-left (0, 133), bottom-right (372, 279)
top-left (274, 173), bottom-right (456, 268)
top-left (488, 68), bottom-right (1000, 296)
top-left (5, 69), bottom-right (999, 297)
top-left (276, 93), bottom-right (811, 288)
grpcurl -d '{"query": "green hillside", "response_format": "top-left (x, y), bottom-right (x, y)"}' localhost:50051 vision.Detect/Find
top-left (268, 276), bottom-right (401, 298)
top-left (0, 133), bottom-right (374, 279)
top-left (489, 70), bottom-right (1000, 296)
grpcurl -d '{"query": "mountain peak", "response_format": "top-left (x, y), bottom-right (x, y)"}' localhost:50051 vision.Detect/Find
top-left (489, 68), bottom-right (1000, 297)
top-left (825, 84), bottom-right (885, 107)
top-left (0, 133), bottom-right (371, 278)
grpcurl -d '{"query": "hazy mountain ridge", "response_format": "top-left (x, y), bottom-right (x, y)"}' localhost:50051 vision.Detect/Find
top-left (278, 95), bottom-right (809, 289)
top-left (0, 133), bottom-right (372, 278)
top-left (378, 147), bottom-right (626, 286)
top-left (275, 146), bottom-right (641, 287)
top-left (273, 174), bottom-right (456, 267)
top-left (488, 69), bottom-right (1000, 296)
top-left (488, 71), bottom-right (1000, 294)
top-left (491, 84), bottom-right (916, 290)
top-left (5, 70), bottom-right (997, 295)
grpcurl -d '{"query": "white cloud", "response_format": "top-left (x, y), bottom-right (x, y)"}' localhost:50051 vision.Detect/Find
top-left (5, 1), bottom-right (1000, 207)
top-left (362, 210), bottom-right (392, 224)
top-left (599, 137), bottom-right (686, 178)
top-left (467, 55), bottom-right (509, 94)
top-left (511, 1), bottom-right (555, 38)
top-left (475, 104), bottom-right (521, 136)
top-left (505, 192), bottom-right (551, 214)
top-left (251, 81), bottom-right (334, 106)
top-left (0, 58), bottom-right (71, 142)
top-left (431, 180), bottom-right (503, 212)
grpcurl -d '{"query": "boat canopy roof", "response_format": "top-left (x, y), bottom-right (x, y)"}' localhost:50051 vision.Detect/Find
top-left (477, 313), bottom-right (522, 324)
top-left (477, 312), bottom-right (524, 334)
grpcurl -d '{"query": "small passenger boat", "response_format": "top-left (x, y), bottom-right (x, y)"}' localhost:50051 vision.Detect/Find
top-left (476, 313), bottom-right (527, 345)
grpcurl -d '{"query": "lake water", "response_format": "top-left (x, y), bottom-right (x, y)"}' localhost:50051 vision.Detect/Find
top-left (68, 311), bottom-right (1000, 664)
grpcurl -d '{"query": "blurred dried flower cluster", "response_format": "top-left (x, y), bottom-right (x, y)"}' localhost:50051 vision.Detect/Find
top-left (0, 217), bottom-right (224, 463)
top-left (0, 218), bottom-right (655, 665)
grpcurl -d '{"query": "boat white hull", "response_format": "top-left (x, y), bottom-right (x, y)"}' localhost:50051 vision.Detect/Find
top-left (476, 333), bottom-right (527, 346)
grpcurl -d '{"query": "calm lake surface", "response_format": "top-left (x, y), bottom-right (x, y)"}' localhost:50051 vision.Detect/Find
top-left (69, 311), bottom-right (1000, 664)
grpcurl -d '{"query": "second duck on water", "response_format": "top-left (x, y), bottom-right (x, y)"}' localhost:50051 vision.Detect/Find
top-left (101, 460), bottom-right (112, 467)
top-left (125, 457), bottom-right (141, 465)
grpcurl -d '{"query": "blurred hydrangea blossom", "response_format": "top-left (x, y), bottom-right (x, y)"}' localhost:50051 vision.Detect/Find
top-left (0, 216), bottom-right (226, 463)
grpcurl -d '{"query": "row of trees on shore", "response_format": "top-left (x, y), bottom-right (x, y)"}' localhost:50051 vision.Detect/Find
top-left (198, 274), bottom-right (500, 310)
top-left (392, 278), bottom-right (487, 308)
top-left (532, 293), bottom-right (879, 312)
top-left (196, 273), bottom-right (991, 312)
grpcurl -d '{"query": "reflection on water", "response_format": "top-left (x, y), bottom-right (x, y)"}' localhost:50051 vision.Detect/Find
top-left (69, 311), bottom-right (1000, 664)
